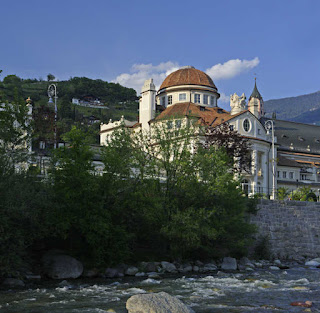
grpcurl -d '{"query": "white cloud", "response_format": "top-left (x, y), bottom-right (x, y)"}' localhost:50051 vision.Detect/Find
top-left (113, 61), bottom-right (180, 94)
top-left (219, 92), bottom-right (230, 103)
top-left (113, 58), bottom-right (259, 94)
top-left (205, 57), bottom-right (259, 80)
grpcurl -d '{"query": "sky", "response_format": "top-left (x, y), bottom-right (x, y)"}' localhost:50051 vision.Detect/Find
top-left (1, 0), bottom-right (320, 110)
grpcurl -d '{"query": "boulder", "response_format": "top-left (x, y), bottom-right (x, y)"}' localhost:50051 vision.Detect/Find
top-left (42, 253), bottom-right (83, 279)
top-left (161, 261), bottom-right (177, 273)
top-left (135, 272), bottom-right (146, 277)
top-left (83, 268), bottom-right (99, 278)
top-left (105, 268), bottom-right (120, 278)
top-left (125, 267), bottom-right (139, 276)
top-left (2, 278), bottom-right (25, 288)
top-left (221, 257), bottom-right (237, 271)
top-left (25, 274), bottom-right (41, 280)
top-left (126, 291), bottom-right (195, 313)
top-left (201, 263), bottom-right (218, 272)
top-left (140, 262), bottom-right (157, 272)
top-left (192, 265), bottom-right (199, 272)
top-left (178, 264), bottom-right (193, 273)
top-left (269, 266), bottom-right (280, 270)
top-left (305, 260), bottom-right (320, 267)
top-left (148, 272), bottom-right (161, 279)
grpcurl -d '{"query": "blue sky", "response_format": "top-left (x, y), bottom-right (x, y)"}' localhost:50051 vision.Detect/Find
top-left (1, 0), bottom-right (320, 109)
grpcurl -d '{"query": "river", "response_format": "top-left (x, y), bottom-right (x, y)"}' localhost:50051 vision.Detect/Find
top-left (1, 267), bottom-right (320, 312)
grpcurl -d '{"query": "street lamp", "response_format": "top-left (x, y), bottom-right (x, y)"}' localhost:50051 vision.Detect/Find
top-left (265, 120), bottom-right (276, 200)
top-left (48, 84), bottom-right (58, 149)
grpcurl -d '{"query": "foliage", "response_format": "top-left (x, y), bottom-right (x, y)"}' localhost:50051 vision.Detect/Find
top-left (253, 235), bottom-right (271, 260)
top-left (277, 187), bottom-right (290, 200)
top-left (204, 122), bottom-right (251, 173)
top-left (293, 186), bottom-right (317, 201)
top-left (47, 73), bottom-right (55, 81)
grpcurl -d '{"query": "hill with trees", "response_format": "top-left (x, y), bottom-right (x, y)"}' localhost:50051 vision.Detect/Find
top-left (0, 74), bottom-right (139, 144)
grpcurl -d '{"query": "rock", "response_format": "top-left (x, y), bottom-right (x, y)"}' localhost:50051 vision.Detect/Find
top-left (245, 267), bottom-right (254, 271)
top-left (274, 259), bottom-right (282, 266)
top-left (311, 258), bottom-right (320, 263)
top-left (25, 274), bottom-right (41, 280)
top-left (269, 266), bottom-right (280, 270)
top-left (290, 301), bottom-right (312, 308)
top-left (126, 291), bottom-right (195, 313)
top-left (239, 257), bottom-right (251, 266)
top-left (305, 260), bottom-right (320, 267)
top-left (161, 261), bottom-right (177, 273)
top-left (192, 265), bottom-right (199, 272)
top-left (147, 272), bottom-right (161, 279)
top-left (141, 262), bottom-right (157, 272)
top-left (195, 260), bottom-right (204, 267)
top-left (2, 278), bottom-right (25, 287)
top-left (221, 257), bottom-right (237, 271)
top-left (201, 263), bottom-right (218, 272)
top-left (58, 280), bottom-right (69, 287)
top-left (83, 268), bottom-right (99, 278)
top-left (125, 267), bottom-right (139, 276)
top-left (135, 272), bottom-right (146, 277)
top-left (105, 268), bottom-right (120, 278)
top-left (42, 253), bottom-right (83, 279)
top-left (178, 264), bottom-right (193, 273)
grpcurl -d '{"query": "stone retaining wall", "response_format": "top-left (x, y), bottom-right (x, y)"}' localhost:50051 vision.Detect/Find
top-left (250, 199), bottom-right (320, 259)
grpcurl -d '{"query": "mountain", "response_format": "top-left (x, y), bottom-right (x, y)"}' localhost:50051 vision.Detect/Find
top-left (264, 91), bottom-right (320, 125)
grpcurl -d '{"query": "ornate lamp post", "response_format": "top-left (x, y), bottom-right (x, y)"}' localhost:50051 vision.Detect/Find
top-left (47, 84), bottom-right (58, 149)
top-left (265, 120), bottom-right (276, 199)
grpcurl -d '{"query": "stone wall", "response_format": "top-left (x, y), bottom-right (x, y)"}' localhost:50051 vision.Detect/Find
top-left (250, 199), bottom-right (320, 259)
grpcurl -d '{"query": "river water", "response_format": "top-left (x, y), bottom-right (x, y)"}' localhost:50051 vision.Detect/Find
top-left (1, 267), bottom-right (320, 312)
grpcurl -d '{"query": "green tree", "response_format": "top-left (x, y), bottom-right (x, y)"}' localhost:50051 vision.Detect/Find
top-left (47, 73), bottom-right (55, 81)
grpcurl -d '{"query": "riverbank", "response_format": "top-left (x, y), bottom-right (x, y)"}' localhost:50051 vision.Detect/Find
top-left (1, 262), bottom-right (320, 312)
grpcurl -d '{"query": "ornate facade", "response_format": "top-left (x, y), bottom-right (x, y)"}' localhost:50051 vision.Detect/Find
top-left (100, 66), bottom-right (320, 199)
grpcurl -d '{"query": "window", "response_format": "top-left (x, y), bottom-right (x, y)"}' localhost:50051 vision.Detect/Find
top-left (243, 119), bottom-right (250, 132)
top-left (210, 96), bottom-right (215, 106)
top-left (241, 179), bottom-right (249, 195)
top-left (289, 172), bottom-right (294, 179)
top-left (203, 95), bottom-right (208, 104)
top-left (167, 121), bottom-right (173, 129)
top-left (258, 129), bottom-right (261, 135)
top-left (300, 174), bottom-right (307, 180)
top-left (283, 171), bottom-right (287, 179)
top-left (229, 125), bottom-right (234, 131)
top-left (39, 141), bottom-right (45, 149)
top-left (175, 120), bottom-right (181, 128)
top-left (200, 106), bottom-right (205, 111)
top-left (277, 171), bottom-right (280, 178)
top-left (168, 95), bottom-right (172, 105)
top-left (161, 97), bottom-right (166, 106)
top-left (194, 94), bottom-right (200, 103)
top-left (179, 93), bottom-right (186, 101)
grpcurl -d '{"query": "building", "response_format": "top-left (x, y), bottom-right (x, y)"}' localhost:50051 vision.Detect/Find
top-left (100, 66), bottom-right (320, 199)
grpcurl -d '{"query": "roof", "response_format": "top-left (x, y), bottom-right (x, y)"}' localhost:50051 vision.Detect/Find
top-left (154, 102), bottom-right (233, 126)
top-left (249, 80), bottom-right (262, 100)
top-left (159, 66), bottom-right (216, 90)
top-left (260, 118), bottom-right (320, 155)
top-left (277, 154), bottom-right (301, 168)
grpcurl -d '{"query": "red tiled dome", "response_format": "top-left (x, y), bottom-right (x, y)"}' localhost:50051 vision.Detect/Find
top-left (159, 66), bottom-right (216, 90)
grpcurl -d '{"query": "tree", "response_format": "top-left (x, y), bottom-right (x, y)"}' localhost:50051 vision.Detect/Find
top-left (204, 122), bottom-right (251, 173)
top-left (47, 73), bottom-right (55, 82)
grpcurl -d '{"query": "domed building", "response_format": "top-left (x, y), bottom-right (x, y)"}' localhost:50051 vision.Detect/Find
top-left (100, 66), bottom-right (320, 199)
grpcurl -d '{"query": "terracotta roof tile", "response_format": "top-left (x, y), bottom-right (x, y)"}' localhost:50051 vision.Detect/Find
top-left (159, 67), bottom-right (216, 90)
top-left (154, 102), bottom-right (234, 126)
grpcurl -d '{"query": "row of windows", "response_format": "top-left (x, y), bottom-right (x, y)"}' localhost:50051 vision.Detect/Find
top-left (167, 119), bottom-right (182, 129)
top-left (161, 94), bottom-right (216, 106)
top-left (277, 171), bottom-right (294, 179)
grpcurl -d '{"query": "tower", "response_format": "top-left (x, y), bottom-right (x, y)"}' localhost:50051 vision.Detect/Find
top-left (248, 79), bottom-right (264, 118)
top-left (139, 78), bottom-right (156, 130)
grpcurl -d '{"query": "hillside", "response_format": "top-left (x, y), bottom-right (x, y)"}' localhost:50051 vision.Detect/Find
top-left (0, 75), bottom-right (139, 144)
top-left (264, 90), bottom-right (320, 125)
